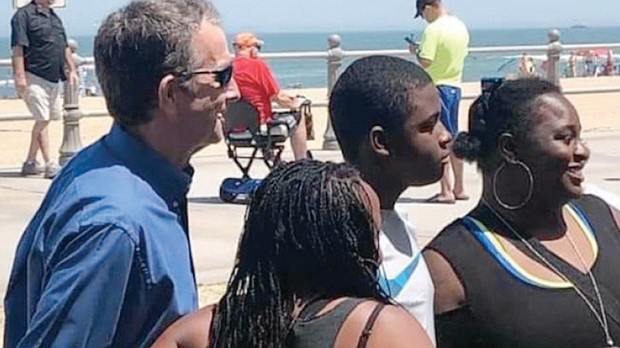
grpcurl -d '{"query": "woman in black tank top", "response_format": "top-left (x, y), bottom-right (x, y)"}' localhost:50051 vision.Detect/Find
top-left (423, 78), bottom-right (620, 347)
top-left (152, 161), bottom-right (432, 348)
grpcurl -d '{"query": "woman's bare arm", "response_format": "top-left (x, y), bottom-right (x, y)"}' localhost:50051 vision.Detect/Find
top-left (423, 249), bottom-right (466, 314)
top-left (151, 305), bottom-right (215, 348)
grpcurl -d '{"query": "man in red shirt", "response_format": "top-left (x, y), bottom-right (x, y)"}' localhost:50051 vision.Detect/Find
top-left (232, 32), bottom-right (308, 160)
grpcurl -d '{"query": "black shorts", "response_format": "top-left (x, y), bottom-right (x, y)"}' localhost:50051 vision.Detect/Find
top-left (272, 111), bottom-right (301, 132)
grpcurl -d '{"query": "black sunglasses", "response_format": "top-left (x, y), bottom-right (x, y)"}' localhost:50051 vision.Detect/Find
top-left (177, 65), bottom-right (234, 87)
top-left (480, 77), bottom-right (505, 97)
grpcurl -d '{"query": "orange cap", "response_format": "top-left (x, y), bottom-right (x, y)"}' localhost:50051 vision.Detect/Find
top-left (233, 32), bottom-right (264, 49)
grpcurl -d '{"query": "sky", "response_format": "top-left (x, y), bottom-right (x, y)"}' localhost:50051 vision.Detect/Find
top-left (1, 0), bottom-right (619, 37)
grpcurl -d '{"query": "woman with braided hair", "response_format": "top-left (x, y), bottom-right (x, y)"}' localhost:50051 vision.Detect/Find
top-left (153, 160), bottom-right (433, 348)
top-left (424, 77), bottom-right (620, 347)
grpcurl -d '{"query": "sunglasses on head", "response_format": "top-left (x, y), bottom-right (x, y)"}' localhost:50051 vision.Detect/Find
top-left (233, 43), bottom-right (262, 50)
top-left (177, 65), bottom-right (233, 87)
top-left (481, 77), bottom-right (505, 96)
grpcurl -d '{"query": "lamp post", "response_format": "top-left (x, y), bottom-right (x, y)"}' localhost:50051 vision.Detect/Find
top-left (59, 38), bottom-right (83, 165)
top-left (546, 29), bottom-right (563, 87)
top-left (322, 34), bottom-right (343, 151)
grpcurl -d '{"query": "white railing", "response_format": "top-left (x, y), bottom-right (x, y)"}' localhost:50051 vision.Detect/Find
top-left (3, 44), bottom-right (620, 66)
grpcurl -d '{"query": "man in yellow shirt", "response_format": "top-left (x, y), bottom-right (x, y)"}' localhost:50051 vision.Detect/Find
top-left (410, 0), bottom-right (469, 203)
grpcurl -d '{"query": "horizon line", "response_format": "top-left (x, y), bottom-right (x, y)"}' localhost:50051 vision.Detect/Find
top-left (0, 24), bottom-right (618, 38)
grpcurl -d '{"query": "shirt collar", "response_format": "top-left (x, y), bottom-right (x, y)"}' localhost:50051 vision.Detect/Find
top-left (31, 2), bottom-right (53, 16)
top-left (103, 123), bottom-right (193, 203)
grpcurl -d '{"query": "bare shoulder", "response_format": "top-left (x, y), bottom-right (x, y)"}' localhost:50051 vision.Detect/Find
top-left (335, 300), bottom-right (432, 348)
top-left (151, 304), bottom-right (215, 348)
top-left (423, 249), bottom-right (466, 314)
top-left (366, 304), bottom-right (433, 348)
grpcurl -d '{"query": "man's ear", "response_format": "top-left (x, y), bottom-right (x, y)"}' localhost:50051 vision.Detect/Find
top-left (158, 74), bottom-right (179, 119)
top-left (497, 132), bottom-right (518, 163)
top-left (369, 126), bottom-right (390, 157)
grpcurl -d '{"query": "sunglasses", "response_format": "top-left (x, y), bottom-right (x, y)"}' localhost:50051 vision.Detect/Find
top-left (480, 77), bottom-right (505, 97)
top-left (176, 65), bottom-right (234, 88)
top-left (233, 43), bottom-right (262, 51)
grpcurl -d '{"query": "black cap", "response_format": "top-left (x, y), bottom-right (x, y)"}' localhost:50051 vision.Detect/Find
top-left (415, 0), bottom-right (437, 18)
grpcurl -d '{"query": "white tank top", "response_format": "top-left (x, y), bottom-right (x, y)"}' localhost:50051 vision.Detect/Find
top-left (378, 209), bottom-right (436, 346)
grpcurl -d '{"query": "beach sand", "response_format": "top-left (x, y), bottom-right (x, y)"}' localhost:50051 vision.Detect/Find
top-left (1, 77), bottom-right (620, 168)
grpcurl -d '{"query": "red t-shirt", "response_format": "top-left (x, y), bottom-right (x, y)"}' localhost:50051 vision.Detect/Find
top-left (232, 56), bottom-right (280, 124)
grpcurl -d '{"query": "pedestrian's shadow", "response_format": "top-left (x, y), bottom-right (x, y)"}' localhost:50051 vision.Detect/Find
top-left (0, 172), bottom-right (26, 178)
top-left (189, 196), bottom-right (249, 205)
top-left (397, 197), bottom-right (436, 204)
top-left (604, 178), bottom-right (620, 182)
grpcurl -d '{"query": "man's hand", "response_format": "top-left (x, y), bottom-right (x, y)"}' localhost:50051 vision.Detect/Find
top-left (292, 96), bottom-right (304, 110)
top-left (15, 76), bottom-right (27, 99)
top-left (408, 43), bottom-right (419, 55)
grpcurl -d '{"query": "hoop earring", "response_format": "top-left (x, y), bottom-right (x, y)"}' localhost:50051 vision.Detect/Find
top-left (493, 160), bottom-right (534, 210)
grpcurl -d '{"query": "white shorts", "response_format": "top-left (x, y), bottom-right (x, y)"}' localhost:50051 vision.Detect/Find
top-left (24, 72), bottom-right (62, 122)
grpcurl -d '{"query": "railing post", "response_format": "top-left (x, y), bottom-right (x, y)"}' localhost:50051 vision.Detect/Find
top-left (322, 34), bottom-right (343, 151)
top-left (59, 39), bottom-right (83, 165)
top-left (546, 29), bottom-right (562, 86)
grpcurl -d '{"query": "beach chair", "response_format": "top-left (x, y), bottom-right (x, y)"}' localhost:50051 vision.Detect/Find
top-left (219, 100), bottom-right (295, 203)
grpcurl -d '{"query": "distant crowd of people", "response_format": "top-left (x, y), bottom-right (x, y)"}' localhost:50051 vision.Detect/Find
top-left (5, 0), bottom-right (620, 347)
top-left (519, 50), bottom-right (617, 79)
top-left (566, 49), bottom-right (618, 77)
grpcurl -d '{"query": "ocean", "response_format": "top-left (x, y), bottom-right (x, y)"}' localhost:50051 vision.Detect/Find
top-left (1, 26), bottom-right (619, 98)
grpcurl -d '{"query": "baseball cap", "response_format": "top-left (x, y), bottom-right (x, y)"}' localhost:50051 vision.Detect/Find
top-left (415, 0), bottom-right (437, 18)
top-left (233, 32), bottom-right (264, 49)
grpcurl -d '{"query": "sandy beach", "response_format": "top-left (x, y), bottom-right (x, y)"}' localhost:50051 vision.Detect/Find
top-left (1, 76), bottom-right (620, 169)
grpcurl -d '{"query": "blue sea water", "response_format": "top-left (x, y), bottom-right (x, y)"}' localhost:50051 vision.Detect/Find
top-left (1, 26), bottom-right (619, 97)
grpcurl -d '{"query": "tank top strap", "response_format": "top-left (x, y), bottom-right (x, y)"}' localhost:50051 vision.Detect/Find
top-left (571, 194), bottom-right (619, 236)
top-left (289, 297), bottom-right (368, 348)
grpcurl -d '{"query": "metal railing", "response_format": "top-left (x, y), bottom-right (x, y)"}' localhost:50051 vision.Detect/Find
top-left (1, 29), bottom-right (619, 155)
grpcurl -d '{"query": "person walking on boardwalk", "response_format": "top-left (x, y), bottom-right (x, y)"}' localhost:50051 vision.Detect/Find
top-left (409, 0), bottom-right (470, 204)
top-left (10, 0), bottom-right (78, 178)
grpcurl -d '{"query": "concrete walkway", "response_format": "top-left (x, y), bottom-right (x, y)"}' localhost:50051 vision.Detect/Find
top-left (2, 129), bottom-right (620, 297)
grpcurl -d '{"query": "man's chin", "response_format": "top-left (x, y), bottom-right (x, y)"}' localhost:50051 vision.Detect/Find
top-left (409, 168), bottom-right (443, 187)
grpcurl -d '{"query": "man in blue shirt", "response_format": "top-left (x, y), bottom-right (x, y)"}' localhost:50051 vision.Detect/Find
top-left (3, 0), bottom-right (236, 347)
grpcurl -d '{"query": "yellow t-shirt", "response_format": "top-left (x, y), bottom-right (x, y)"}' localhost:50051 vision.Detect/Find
top-left (418, 15), bottom-right (470, 87)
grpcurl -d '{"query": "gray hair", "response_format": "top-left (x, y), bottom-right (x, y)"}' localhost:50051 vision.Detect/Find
top-left (94, 0), bottom-right (220, 127)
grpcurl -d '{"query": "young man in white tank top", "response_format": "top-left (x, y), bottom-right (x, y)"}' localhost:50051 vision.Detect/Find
top-left (329, 56), bottom-right (452, 345)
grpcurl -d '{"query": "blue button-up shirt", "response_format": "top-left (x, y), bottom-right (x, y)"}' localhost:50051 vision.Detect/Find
top-left (4, 124), bottom-right (198, 347)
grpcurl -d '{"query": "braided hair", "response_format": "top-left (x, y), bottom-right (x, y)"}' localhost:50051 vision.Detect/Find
top-left (453, 77), bottom-right (562, 171)
top-left (210, 160), bottom-right (389, 348)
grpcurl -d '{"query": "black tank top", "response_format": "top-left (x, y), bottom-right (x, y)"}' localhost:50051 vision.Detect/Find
top-left (288, 298), bottom-right (385, 348)
top-left (426, 195), bottom-right (620, 348)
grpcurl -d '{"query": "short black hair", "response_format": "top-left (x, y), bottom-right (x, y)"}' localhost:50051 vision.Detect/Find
top-left (329, 55), bottom-right (433, 163)
top-left (453, 77), bottom-right (561, 171)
